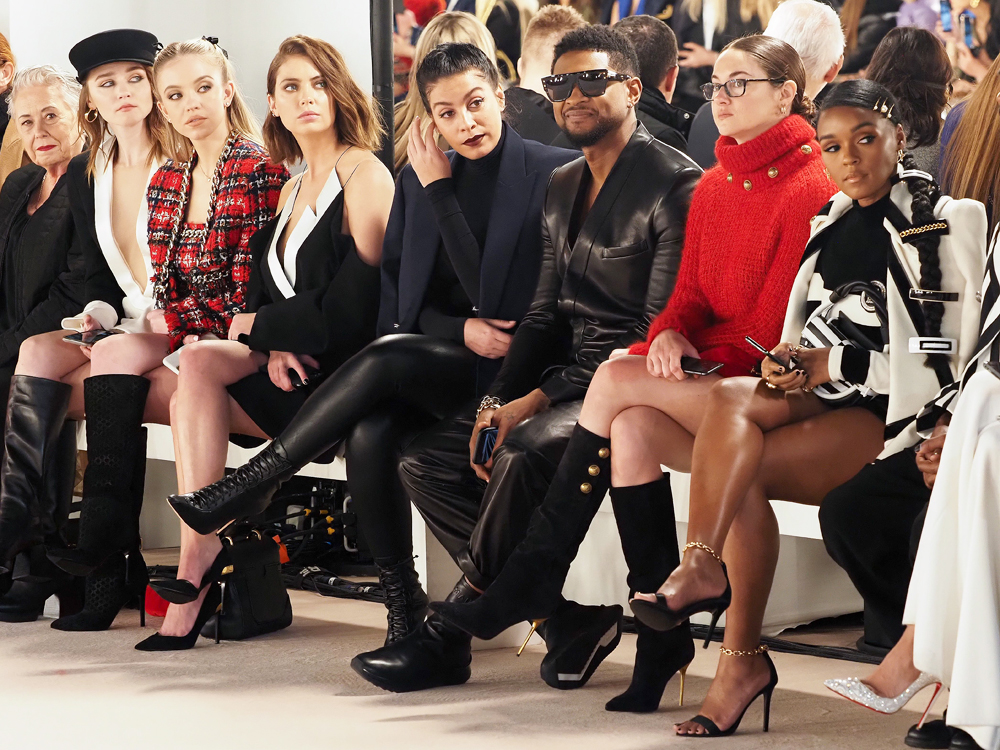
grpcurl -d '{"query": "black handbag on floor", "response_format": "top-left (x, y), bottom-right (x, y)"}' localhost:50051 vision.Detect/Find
top-left (201, 526), bottom-right (292, 641)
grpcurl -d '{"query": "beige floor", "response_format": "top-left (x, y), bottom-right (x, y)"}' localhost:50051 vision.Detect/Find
top-left (0, 574), bottom-right (935, 750)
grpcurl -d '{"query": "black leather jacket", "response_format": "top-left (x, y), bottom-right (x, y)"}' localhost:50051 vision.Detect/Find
top-left (489, 124), bottom-right (701, 404)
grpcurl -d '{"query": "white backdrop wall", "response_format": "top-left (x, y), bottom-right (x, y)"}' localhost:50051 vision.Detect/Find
top-left (4, 0), bottom-right (372, 124)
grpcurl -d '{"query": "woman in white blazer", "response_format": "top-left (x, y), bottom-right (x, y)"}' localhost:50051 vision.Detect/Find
top-left (626, 80), bottom-right (988, 738)
top-left (825, 225), bottom-right (1000, 750)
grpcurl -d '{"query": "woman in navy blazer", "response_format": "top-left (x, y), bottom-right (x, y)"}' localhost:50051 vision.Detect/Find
top-left (168, 44), bottom-right (576, 645)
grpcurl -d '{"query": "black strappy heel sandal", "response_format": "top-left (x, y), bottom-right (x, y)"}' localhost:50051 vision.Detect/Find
top-left (149, 546), bottom-right (229, 604)
top-left (629, 542), bottom-right (732, 646)
top-left (681, 646), bottom-right (778, 737)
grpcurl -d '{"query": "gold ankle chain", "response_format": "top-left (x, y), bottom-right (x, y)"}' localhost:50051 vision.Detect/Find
top-left (682, 541), bottom-right (723, 564)
top-left (720, 645), bottom-right (768, 657)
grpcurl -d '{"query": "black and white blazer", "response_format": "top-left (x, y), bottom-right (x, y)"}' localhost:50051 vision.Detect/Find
top-left (782, 167), bottom-right (987, 458)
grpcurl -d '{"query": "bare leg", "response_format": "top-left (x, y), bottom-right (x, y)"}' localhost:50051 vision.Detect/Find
top-left (675, 407), bottom-right (885, 735)
top-left (579, 355), bottom-right (720, 439)
top-left (87, 332), bottom-right (171, 377)
top-left (860, 625), bottom-right (921, 696)
top-left (159, 341), bottom-right (268, 637)
top-left (609, 405), bottom-right (695, 486)
top-left (14, 331), bottom-right (93, 417)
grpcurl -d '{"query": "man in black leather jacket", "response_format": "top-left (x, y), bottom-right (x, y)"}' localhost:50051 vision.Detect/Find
top-left (351, 25), bottom-right (701, 695)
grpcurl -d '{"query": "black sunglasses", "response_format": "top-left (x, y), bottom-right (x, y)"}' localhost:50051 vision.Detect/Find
top-left (541, 69), bottom-right (632, 103)
top-left (700, 77), bottom-right (786, 101)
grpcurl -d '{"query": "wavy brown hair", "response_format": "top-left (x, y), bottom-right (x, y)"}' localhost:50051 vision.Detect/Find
top-left (943, 53), bottom-right (1000, 230)
top-left (78, 64), bottom-right (172, 178)
top-left (0, 31), bottom-right (15, 95)
top-left (263, 36), bottom-right (385, 165)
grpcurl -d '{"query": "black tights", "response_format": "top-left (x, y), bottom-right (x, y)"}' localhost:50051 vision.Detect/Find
top-left (275, 334), bottom-right (477, 566)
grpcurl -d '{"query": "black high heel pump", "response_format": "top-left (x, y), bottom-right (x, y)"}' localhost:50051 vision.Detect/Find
top-left (679, 646), bottom-right (778, 737)
top-left (149, 546), bottom-right (230, 604)
top-left (134, 582), bottom-right (223, 651)
top-left (629, 542), bottom-right (732, 647)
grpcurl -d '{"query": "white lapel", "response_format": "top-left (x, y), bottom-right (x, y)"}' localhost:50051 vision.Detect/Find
top-left (93, 139), bottom-right (159, 305)
top-left (266, 176), bottom-right (301, 300)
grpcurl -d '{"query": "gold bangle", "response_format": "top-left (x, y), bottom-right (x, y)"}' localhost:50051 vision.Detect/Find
top-left (720, 644), bottom-right (768, 657)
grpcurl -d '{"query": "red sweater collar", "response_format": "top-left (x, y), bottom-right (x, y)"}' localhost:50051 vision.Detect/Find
top-left (714, 115), bottom-right (818, 176)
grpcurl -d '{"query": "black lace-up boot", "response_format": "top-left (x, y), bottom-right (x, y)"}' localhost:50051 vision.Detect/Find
top-left (378, 557), bottom-right (429, 645)
top-left (351, 578), bottom-right (478, 692)
top-left (168, 440), bottom-right (297, 534)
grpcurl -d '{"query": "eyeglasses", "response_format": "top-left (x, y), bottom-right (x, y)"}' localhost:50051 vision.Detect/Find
top-left (700, 78), bottom-right (786, 101)
top-left (541, 69), bottom-right (632, 103)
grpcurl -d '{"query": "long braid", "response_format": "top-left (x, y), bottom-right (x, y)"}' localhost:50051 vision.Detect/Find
top-left (900, 151), bottom-right (951, 378)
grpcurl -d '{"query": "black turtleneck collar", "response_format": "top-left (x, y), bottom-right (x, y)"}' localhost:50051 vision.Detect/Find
top-left (465, 123), bottom-right (507, 176)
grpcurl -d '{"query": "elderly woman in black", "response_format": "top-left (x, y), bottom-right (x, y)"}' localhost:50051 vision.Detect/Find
top-left (0, 66), bottom-right (86, 597)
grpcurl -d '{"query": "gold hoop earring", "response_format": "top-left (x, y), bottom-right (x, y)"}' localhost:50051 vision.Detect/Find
top-left (85, 109), bottom-right (98, 123)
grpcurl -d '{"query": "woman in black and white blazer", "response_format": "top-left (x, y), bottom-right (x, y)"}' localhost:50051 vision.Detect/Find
top-left (628, 80), bottom-right (987, 738)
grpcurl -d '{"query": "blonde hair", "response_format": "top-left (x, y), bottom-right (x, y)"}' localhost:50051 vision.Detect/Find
top-left (79, 64), bottom-right (172, 178)
top-left (943, 54), bottom-right (1000, 233)
top-left (152, 38), bottom-right (262, 162)
top-left (263, 35), bottom-right (385, 164)
top-left (393, 11), bottom-right (496, 172)
top-left (685, 0), bottom-right (779, 36)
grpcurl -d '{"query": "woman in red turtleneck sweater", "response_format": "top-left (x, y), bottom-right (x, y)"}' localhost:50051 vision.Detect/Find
top-left (426, 35), bottom-right (836, 716)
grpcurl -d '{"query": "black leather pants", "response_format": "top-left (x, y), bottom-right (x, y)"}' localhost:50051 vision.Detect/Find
top-left (274, 335), bottom-right (477, 564)
top-left (819, 450), bottom-right (929, 650)
top-left (398, 400), bottom-right (582, 589)
top-left (0, 366), bottom-right (12, 464)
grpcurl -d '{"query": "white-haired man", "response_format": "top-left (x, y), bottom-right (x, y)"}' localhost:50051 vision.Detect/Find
top-left (686, 0), bottom-right (845, 167)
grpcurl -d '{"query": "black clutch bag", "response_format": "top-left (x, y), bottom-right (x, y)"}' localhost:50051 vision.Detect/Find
top-left (201, 525), bottom-right (292, 641)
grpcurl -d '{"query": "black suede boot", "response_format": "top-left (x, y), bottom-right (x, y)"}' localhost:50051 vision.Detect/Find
top-left (430, 424), bottom-right (612, 640)
top-left (168, 439), bottom-right (298, 535)
top-left (0, 376), bottom-right (73, 587)
top-left (351, 578), bottom-right (477, 692)
top-left (49, 376), bottom-right (149, 577)
top-left (537, 600), bottom-right (623, 689)
top-left (605, 475), bottom-right (695, 713)
top-left (378, 556), bottom-right (430, 645)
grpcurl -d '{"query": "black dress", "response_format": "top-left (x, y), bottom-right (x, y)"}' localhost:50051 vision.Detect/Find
top-left (227, 173), bottom-right (381, 437)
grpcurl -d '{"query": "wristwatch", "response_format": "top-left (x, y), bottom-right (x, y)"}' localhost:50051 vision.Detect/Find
top-left (476, 395), bottom-right (506, 420)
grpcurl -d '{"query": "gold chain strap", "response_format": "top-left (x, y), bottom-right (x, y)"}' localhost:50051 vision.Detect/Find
top-left (720, 645), bottom-right (768, 657)
top-left (682, 541), bottom-right (723, 564)
top-left (899, 221), bottom-right (948, 240)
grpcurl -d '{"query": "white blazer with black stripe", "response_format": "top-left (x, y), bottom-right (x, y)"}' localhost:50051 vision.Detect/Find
top-left (781, 167), bottom-right (988, 459)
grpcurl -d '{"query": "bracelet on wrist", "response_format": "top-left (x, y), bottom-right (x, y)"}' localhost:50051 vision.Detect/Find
top-left (476, 395), bottom-right (506, 420)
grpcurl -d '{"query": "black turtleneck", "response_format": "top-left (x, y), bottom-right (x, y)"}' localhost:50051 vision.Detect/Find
top-left (419, 125), bottom-right (506, 343)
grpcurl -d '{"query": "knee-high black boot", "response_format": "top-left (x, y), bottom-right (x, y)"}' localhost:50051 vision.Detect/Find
top-left (52, 426), bottom-right (149, 631)
top-left (430, 424), bottom-right (612, 640)
top-left (351, 578), bottom-right (477, 692)
top-left (0, 376), bottom-right (73, 586)
top-left (604, 475), bottom-right (695, 712)
top-left (0, 422), bottom-right (83, 621)
top-left (49, 375), bottom-right (148, 577)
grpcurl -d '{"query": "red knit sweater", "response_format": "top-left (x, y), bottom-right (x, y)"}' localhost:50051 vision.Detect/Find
top-left (629, 115), bottom-right (836, 375)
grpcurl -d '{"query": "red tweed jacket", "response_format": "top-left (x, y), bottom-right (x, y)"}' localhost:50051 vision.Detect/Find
top-left (148, 133), bottom-right (289, 349)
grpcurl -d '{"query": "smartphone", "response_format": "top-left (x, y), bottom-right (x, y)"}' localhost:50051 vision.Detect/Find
top-left (162, 347), bottom-right (183, 375)
top-left (745, 335), bottom-right (796, 370)
top-left (62, 329), bottom-right (121, 346)
top-left (960, 10), bottom-right (975, 49)
top-left (941, 0), bottom-right (953, 33)
top-left (680, 356), bottom-right (724, 376)
top-left (986, 361), bottom-right (1000, 380)
top-left (473, 427), bottom-right (499, 465)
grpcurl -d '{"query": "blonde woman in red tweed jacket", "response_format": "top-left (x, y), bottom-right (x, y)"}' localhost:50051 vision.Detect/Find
top-left (47, 38), bottom-right (286, 631)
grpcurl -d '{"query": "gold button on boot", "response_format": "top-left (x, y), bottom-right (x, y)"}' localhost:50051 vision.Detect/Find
top-left (580, 483), bottom-right (592, 494)
top-left (598, 447), bottom-right (610, 459)
top-left (588, 465), bottom-right (600, 476)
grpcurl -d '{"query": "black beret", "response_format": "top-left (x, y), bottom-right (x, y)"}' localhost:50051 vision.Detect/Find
top-left (69, 29), bottom-right (161, 83)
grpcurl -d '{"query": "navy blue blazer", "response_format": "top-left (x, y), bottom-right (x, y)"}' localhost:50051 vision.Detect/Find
top-left (377, 127), bottom-right (577, 391)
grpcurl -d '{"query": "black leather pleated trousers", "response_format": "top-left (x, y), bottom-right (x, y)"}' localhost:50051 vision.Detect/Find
top-left (398, 399), bottom-right (582, 589)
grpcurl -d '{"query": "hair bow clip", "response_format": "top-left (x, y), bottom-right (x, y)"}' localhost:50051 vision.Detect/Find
top-left (155, 42), bottom-right (164, 52)
top-left (202, 36), bottom-right (219, 45)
